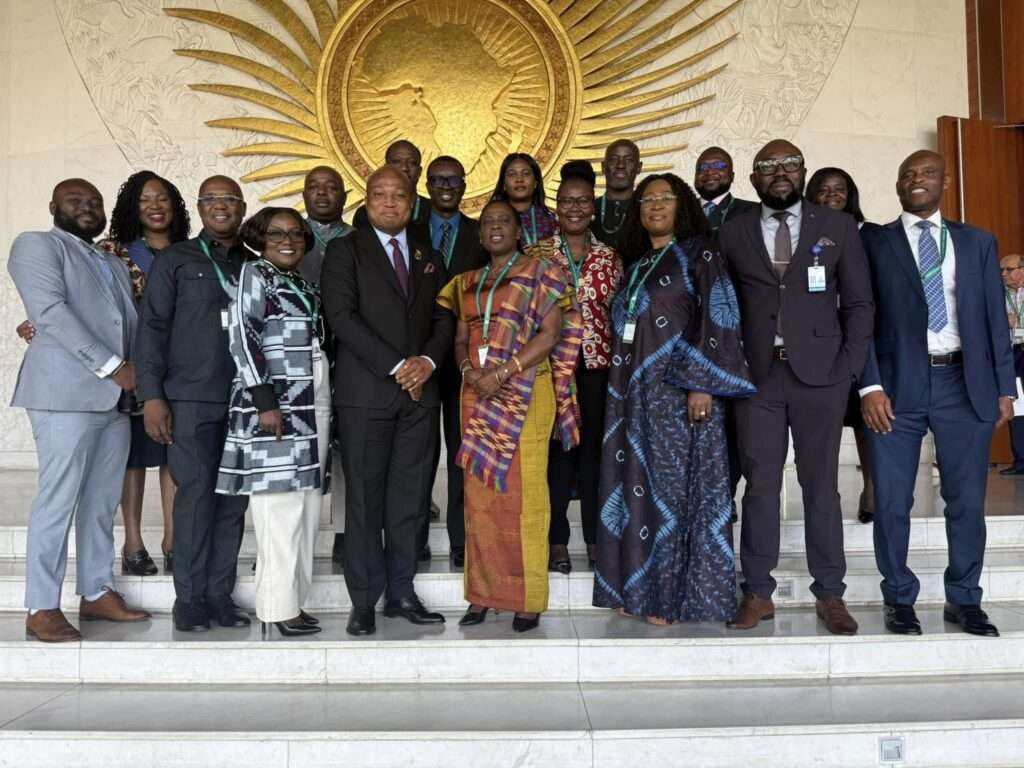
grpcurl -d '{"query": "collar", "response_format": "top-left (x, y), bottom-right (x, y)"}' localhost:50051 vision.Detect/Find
top-left (761, 199), bottom-right (803, 224)
top-left (373, 226), bottom-right (408, 254)
top-left (710, 192), bottom-right (731, 207)
top-left (430, 209), bottom-right (461, 230)
top-left (198, 228), bottom-right (241, 254)
top-left (900, 209), bottom-right (943, 230)
top-left (306, 216), bottom-right (348, 232)
top-left (51, 226), bottom-right (96, 249)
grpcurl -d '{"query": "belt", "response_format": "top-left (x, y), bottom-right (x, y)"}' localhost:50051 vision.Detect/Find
top-left (773, 346), bottom-right (788, 361)
top-left (929, 351), bottom-right (962, 367)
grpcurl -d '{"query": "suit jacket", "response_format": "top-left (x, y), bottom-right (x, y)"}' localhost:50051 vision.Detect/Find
top-left (321, 226), bottom-right (454, 409)
top-left (706, 193), bottom-right (759, 231)
top-left (8, 228), bottom-right (137, 412)
top-left (860, 218), bottom-right (1014, 421)
top-left (720, 201), bottom-right (874, 387)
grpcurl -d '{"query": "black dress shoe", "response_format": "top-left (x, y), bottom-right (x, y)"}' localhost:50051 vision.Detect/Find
top-left (383, 593), bottom-right (445, 624)
top-left (173, 602), bottom-right (210, 632)
top-left (450, 546), bottom-right (465, 568)
top-left (209, 596), bottom-right (251, 628)
top-left (346, 607), bottom-right (376, 636)
top-left (883, 603), bottom-right (922, 635)
top-left (418, 545), bottom-right (432, 562)
top-left (121, 548), bottom-right (158, 576)
top-left (944, 603), bottom-right (1000, 637)
top-left (332, 533), bottom-right (345, 565)
top-left (512, 613), bottom-right (540, 633)
top-left (548, 557), bottom-right (572, 575)
top-left (458, 606), bottom-right (489, 626)
top-left (264, 620), bottom-right (322, 637)
top-left (299, 610), bottom-right (319, 626)
top-left (857, 508), bottom-right (875, 524)
top-left (162, 548), bottom-right (174, 574)
top-left (999, 466), bottom-right (1024, 477)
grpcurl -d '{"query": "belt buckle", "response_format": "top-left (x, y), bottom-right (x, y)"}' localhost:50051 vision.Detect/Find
top-left (931, 354), bottom-right (949, 368)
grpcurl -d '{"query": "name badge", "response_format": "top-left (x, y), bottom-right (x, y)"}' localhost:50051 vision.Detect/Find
top-left (220, 308), bottom-right (229, 330)
top-left (477, 345), bottom-right (490, 367)
top-left (1015, 328), bottom-right (1024, 341)
top-left (807, 265), bottom-right (826, 293)
top-left (622, 320), bottom-right (637, 345)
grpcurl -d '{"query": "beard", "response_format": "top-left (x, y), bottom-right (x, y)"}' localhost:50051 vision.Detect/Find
top-left (696, 181), bottom-right (730, 201)
top-left (757, 186), bottom-right (803, 210)
top-left (54, 210), bottom-right (106, 241)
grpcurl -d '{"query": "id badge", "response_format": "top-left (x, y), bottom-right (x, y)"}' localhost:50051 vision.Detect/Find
top-left (807, 265), bottom-right (826, 293)
top-left (220, 308), bottom-right (229, 330)
top-left (1015, 328), bottom-right (1024, 342)
top-left (622, 320), bottom-right (637, 345)
top-left (477, 345), bottom-right (490, 367)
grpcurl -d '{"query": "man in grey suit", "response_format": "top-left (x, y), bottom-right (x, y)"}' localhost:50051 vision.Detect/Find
top-left (9, 179), bottom-right (150, 643)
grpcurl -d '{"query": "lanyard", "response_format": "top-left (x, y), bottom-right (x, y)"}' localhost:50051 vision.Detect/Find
top-left (198, 239), bottom-right (234, 296)
top-left (475, 252), bottom-right (521, 342)
top-left (524, 207), bottom-right (539, 246)
top-left (919, 224), bottom-right (948, 281)
top-left (624, 240), bottom-right (676, 318)
top-left (279, 272), bottom-right (319, 328)
top-left (1008, 288), bottom-right (1022, 319)
top-left (413, 197), bottom-right (421, 221)
top-left (311, 222), bottom-right (344, 253)
top-left (559, 236), bottom-right (585, 292)
top-left (599, 196), bottom-right (625, 235)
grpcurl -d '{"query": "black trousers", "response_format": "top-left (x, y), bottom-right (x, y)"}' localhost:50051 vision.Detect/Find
top-left (735, 359), bottom-right (848, 600)
top-left (416, 369), bottom-right (466, 552)
top-left (548, 367), bottom-right (609, 546)
top-left (725, 400), bottom-right (742, 503)
top-left (337, 397), bottom-right (438, 608)
top-left (167, 400), bottom-right (248, 607)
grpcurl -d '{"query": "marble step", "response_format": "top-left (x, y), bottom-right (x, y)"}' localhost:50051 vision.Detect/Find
top-left (2, 549), bottom-right (1024, 613)
top-left (2, 605), bottom-right (1023, 686)
top-left (0, 676), bottom-right (1022, 767)
top-left (2, 514), bottom-right (1023, 561)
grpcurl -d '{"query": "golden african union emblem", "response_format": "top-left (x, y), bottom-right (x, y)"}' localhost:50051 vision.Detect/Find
top-left (166, 0), bottom-right (743, 211)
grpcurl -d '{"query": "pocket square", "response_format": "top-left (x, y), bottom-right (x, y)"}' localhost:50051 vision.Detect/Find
top-left (424, 262), bottom-right (436, 274)
top-left (815, 236), bottom-right (836, 248)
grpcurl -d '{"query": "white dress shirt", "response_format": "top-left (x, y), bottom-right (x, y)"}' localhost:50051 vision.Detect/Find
top-left (372, 226), bottom-right (435, 375)
top-left (760, 199), bottom-right (803, 345)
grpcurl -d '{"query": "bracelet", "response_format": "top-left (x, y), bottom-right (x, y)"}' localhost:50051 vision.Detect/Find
top-left (511, 355), bottom-right (523, 374)
top-left (459, 358), bottom-right (473, 374)
top-left (493, 372), bottom-right (502, 387)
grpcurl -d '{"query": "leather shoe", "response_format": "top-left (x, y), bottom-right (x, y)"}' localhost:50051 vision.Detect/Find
top-left (209, 596), bottom-right (251, 628)
top-left (331, 533), bottom-right (345, 565)
top-left (512, 613), bottom-right (540, 633)
top-left (173, 601), bottom-right (210, 632)
top-left (298, 610), bottom-right (319, 626)
top-left (383, 593), bottom-right (445, 624)
top-left (727, 592), bottom-right (775, 629)
top-left (999, 466), bottom-right (1024, 477)
top-left (121, 547), bottom-right (158, 576)
top-left (816, 596), bottom-right (858, 635)
top-left (26, 609), bottom-right (81, 643)
top-left (346, 607), bottom-right (376, 636)
top-left (418, 545), bottom-right (432, 562)
top-left (80, 590), bottom-right (150, 622)
top-left (458, 605), bottom-right (489, 626)
top-left (450, 546), bottom-right (465, 568)
top-left (883, 603), bottom-right (922, 635)
top-left (944, 602), bottom-right (999, 637)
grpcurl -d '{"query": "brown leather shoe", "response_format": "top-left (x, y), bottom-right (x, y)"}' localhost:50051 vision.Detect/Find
top-left (26, 609), bottom-right (82, 643)
top-left (79, 591), bottom-right (150, 623)
top-left (816, 596), bottom-right (858, 635)
top-left (728, 593), bottom-right (775, 629)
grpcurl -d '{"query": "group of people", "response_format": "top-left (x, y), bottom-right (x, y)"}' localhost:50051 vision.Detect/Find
top-left (9, 131), bottom-right (1012, 643)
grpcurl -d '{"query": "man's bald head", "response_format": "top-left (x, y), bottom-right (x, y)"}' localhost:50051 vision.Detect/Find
top-left (750, 138), bottom-right (806, 209)
top-left (1002, 254), bottom-right (1024, 290)
top-left (896, 149), bottom-right (947, 218)
top-left (197, 175), bottom-right (245, 244)
top-left (199, 175), bottom-right (243, 198)
top-left (304, 166), bottom-right (347, 224)
top-left (602, 139), bottom-right (642, 195)
top-left (52, 178), bottom-right (101, 202)
top-left (694, 146), bottom-right (735, 200)
top-left (384, 140), bottom-right (423, 188)
top-left (50, 178), bottom-right (105, 241)
top-left (365, 165), bottom-right (413, 235)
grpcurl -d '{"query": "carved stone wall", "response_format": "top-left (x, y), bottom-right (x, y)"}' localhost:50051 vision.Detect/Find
top-left (0, 0), bottom-right (967, 467)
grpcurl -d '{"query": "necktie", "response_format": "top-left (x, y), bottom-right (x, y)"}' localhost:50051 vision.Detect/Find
top-left (389, 237), bottom-right (409, 299)
top-left (89, 246), bottom-right (115, 286)
top-left (917, 221), bottom-right (948, 333)
top-left (703, 201), bottom-right (716, 219)
top-left (772, 211), bottom-right (792, 338)
top-left (439, 221), bottom-right (453, 268)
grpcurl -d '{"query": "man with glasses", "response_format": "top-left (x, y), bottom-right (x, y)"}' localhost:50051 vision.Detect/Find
top-left (421, 156), bottom-right (486, 567)
top-left (135, 175), bottom-right (252, 632)
top-left (353, 140), bottom-right (432, 235)
top-left (1000, 254), bottom-right (1024, 477)
top-left (720, 140), bottom-right (873, 635)
top-left (694, 146), bottom-right (758, 231)
top-left (593, 139), bottom-right (641, 251)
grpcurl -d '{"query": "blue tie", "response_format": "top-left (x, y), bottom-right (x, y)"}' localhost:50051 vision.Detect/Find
top-left (703, 201), bottom-right (716, 218)
top-left (917, 221), bottom-right (948, 333)
top-left (89, 246), bottom-right (115, 287)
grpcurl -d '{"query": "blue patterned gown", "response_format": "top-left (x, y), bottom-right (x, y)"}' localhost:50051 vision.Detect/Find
top-left (593, 238), bottom-right (755, 622)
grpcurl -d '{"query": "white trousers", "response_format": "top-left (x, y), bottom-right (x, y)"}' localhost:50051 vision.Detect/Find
top-left (250, 355), bottom-right (332, 622)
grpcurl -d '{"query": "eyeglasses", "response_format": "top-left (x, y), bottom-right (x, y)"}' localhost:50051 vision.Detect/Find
top-left (639, 194), bottom-right (677, 207)
top-left (197, 194), bottom-right (244, 206)
top-left (556, 196), bottom-right (594, 209)
top-left (698, 160), bottom-right (730, 173)
top-left (753, 155), bottom-right (804, 176)
top-left (265, 228), bottom-right (307, 244)
top-left (427, 174), bottom-right (465, 188)
top-left (1002, 267), bottom-right (1022, 273)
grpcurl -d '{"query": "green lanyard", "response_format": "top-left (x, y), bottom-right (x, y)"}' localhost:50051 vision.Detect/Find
top-left (919, 224), bottom-right (948, 281)
top-left (279, 272), bottom-right (319, 329)
top-left (475, 251), bottom-right (521, 343)
top-left (524, 207), bottom-right (539, 246)
top-left (624, 239), bottom-right (676, 319)
top-left (198, 239), bottom-right (234, 296)
top-left (599, 196), bottom-right (625, 236)
top-left (1008, 288), bottom-right (1022, 320)
top-left (311, 223), bottom-right (344, 253)
top-left (413, 197), bottom-right (421, 221)
top-left (559, 236), bottom-right (585, 292)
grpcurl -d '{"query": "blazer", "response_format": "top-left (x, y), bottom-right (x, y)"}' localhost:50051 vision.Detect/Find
top-left (8, 228), bottom-right (137, 412)
top-left (321, 226), bottom-right (454, 409)
top-left (860, 218), bottom-right (1014, 421)
top-left (706, 193), bottom-right (759, 231)
top-left (720, 201), bottom-right (874, 387)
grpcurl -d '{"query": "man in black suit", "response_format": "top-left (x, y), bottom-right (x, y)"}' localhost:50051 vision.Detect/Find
top-left (694, 146), bottom-right (758, 231)
top-left (420, 156), bottom-right (487, 568)
top-left (353, 140), bottom-right (432, 234)
top-left (592, 139), bottom-right (641, 250)
top-left (322, 165), bottom-right (454, 636)
top-left (720, 139), bottom-right (874, 635)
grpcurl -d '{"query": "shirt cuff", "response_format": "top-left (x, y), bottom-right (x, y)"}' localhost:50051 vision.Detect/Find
top-left (248, 384), bottom-right (279, 413)
top-left (389, 358), bottom-right (406, 376)
top-left (858, 385), bottom-right (884, 398)
top-left (420, 356), bottom-right (436, 371)
top-left (96, 355), bottom-right (122, 379)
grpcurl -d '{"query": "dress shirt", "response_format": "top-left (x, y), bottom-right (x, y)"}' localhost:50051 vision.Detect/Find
top-left (760, 199), bottom-right (803, 345)
top-left (1006, 285), bottom-right (1024, 342)
top-left (372, 226), bottom-right (435, 375)
top-left (429, 210), bottom-right (461, 252)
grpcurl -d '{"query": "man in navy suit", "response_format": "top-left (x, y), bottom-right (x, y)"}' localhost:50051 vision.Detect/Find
top-left (860, 149), bottom-right (1013, 637)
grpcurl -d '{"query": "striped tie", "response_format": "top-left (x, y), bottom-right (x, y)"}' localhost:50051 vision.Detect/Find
top-left (917, 221), bottom-right (948, 333)
top-left (439, 221), bottom-right (453, 268)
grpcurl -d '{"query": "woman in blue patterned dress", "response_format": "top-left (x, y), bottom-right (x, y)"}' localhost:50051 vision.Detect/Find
top-left (593, 173), bottom-right (755, 625)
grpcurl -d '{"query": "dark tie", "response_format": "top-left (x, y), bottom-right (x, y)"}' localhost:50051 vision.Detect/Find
top-left (917, 221), bottom-right (948, 333)
top-left (439, 221), bottom-right (453, 268)
top-left (772, 211), bottom-right (792, 337)
top-left (389, 237), bottom-right (409, 299)
top-left (703, 200), bottom-right (716, 218)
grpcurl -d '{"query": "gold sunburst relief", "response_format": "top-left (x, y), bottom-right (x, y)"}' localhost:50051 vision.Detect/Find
top-left (166, 0), bottom-right (743, 213)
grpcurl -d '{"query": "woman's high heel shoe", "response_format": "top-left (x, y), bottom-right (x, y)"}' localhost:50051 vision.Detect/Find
top-left (122, 547), bottom-right (158, 576)
top-left (512, 613), bottom-right (540, 633)
top-left (459, 605), bottom-right (490, 626)
top-left (162, 547), bottom-right (174, 575)
top-left (299, 610), bottom-right (319, 626)
top-left (548, 545), bottom-right (572, 575)
top-left (262, 619), bottom-right (322, 637)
